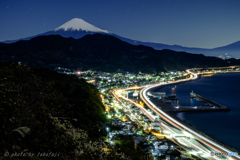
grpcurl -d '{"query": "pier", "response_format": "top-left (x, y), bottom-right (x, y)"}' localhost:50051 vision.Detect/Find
top-left (145, 91), bottom-right (231, 112)
top-left (190, 92), bottom-right (229, 110)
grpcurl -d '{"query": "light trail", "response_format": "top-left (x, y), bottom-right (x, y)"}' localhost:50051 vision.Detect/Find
top-left (115, 87), bottom-right (218, 159)
top-left (112, 68), bottom-right (238, 159)
top-left (140, 70), bottom-right (238, 160)
top-left (162, 123), bottom-right (218, 160)
top-left (114, 89), bottom-right (155, 121)
top-left (112, 91), bottom-right (153, 127)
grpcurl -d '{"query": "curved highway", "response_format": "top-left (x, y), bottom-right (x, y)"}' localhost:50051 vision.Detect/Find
top-left (139, 69), bottom-right (240, 160)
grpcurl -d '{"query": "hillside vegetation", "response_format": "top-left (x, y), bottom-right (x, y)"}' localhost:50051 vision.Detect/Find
top-left (0, 62), bottom-right (123, 159)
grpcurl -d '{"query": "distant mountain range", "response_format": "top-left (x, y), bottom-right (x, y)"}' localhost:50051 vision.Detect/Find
top-left (2, 18), bottom-right (240, 58)
top-left (1, 34), bottom-right (239, 73)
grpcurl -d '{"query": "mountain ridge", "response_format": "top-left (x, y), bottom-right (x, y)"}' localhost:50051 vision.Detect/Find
top-left (1, 34), bottom-right (239, 73)
top-left (1, 18), bottom-right (240, 58)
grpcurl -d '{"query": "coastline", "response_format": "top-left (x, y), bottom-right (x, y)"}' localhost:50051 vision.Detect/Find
top-left (147, 70), bottom-right (240, 93)
top-left (145, 73), bottom-right (240, 153)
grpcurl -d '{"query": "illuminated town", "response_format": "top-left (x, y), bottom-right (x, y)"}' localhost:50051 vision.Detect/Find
top-left (59, 66), bottom-right (240, 160)
top-left (1, 1), bottom-right (240, 159)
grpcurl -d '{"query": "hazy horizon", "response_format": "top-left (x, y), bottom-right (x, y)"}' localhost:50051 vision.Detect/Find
top-left (1, 0), bottom-right (240, 48)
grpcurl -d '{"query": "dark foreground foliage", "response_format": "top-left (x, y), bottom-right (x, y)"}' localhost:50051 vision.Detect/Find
top-left (1, 62), bottom-right (132, 159)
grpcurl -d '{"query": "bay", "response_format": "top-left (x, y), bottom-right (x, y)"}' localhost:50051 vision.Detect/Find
top-left (158, 73), bottom-right (240, 150)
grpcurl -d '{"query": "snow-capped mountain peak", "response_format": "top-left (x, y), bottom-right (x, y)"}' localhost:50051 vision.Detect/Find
top-left (54, 18), bottom-right (109, 33)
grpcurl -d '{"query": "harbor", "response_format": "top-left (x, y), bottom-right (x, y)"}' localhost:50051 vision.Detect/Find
top-left (153, 73), bottom-right (240, 151)
top-left (190, 92), bottom-right (229, 110)
top-left (145, 91), bottom-right (230, 112)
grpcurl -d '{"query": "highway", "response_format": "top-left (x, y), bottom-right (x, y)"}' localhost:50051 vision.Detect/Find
top-left (139, 69), bottom-right (240, 160)
top-left (114, 89), bottom-right (222, 159)
top-left (113, 69), bottom-right (240, 160)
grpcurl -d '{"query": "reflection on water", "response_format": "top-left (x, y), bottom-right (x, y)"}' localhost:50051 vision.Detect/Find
top-left (171, 87), bottom-right (175, 95)
top-left (190, 98), bottom-right (193, 105)
top-left (176, 112), bottom-right (185, 121)
top-left (158, 73), bottom-right (240, 150)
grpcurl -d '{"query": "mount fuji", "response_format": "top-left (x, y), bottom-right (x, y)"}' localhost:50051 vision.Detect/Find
top-left (3, 18), bottom-right (112, 42)
top-left (2, 18), bottom-right (240, 58)
top-left (55, 18), bottom-right (109, 32)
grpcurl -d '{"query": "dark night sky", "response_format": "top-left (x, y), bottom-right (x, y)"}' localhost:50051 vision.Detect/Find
top-left (1, 0), bottom-right (240, 48)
